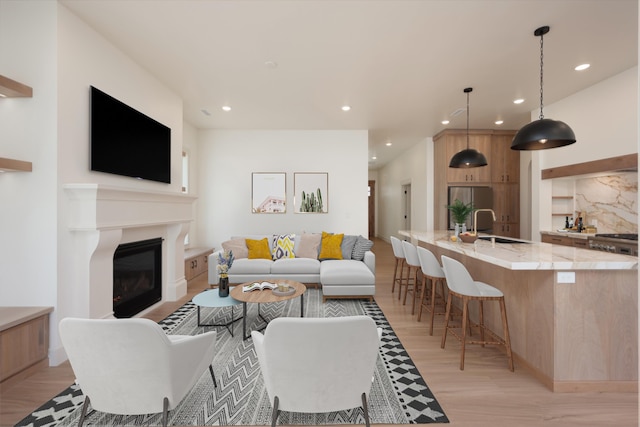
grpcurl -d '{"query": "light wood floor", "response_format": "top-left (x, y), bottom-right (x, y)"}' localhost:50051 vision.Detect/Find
top-left (1, 238), bottom-right (637, 426)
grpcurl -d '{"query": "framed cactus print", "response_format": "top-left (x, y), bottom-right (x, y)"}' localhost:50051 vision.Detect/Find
top-left (294, 172), bottom-right (328, 213)
top-left (252, 172), bottom-right (286, 213)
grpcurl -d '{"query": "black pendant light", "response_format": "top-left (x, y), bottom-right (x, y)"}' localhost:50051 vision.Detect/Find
top-left (449, 87), bottom-right (488, 168)
top-left (511, 26), bottom-right (576, 150)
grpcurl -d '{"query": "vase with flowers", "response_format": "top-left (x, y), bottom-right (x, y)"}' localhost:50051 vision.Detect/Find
top-left (216, 250), bottom-right (234, 297)
top-left (447, 199), bottom-right (474, 237)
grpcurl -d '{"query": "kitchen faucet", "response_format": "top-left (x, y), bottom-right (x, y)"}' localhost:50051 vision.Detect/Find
top-left (473, 208), bottom-right (496, 235)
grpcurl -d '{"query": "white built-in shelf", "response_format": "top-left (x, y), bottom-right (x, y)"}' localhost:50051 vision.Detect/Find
top-left (0, 157), bottom-right (32, 172)
top-left (0, 75), bottom-right (33, 98)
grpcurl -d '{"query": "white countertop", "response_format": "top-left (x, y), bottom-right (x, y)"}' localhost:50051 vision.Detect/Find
top-left (399, 230), bottom-right (638, 271)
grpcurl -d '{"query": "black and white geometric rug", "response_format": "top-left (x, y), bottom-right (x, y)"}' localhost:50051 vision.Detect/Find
top-left (16, 288), bottom-right (449, 426)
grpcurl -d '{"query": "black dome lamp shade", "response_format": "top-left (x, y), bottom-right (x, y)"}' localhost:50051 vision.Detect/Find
top-left (511, 26), bottom-right (576, 150)
top-left (449, 87), bottom-right (488, 168)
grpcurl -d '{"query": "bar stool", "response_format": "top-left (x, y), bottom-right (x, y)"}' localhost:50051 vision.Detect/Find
top-left (401, 240), bottom-right (422, 314)
top-left (390, 236), bottom-right (406, 296)
top-left (440, 255), bottom-right (514, 371)
top-left (416, 246), bottom-right (447, 335)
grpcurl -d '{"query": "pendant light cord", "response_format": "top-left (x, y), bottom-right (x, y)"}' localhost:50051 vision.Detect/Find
top-left (539, 31), bottom-right (545, 120)
top-left (466, 90), bottom-right (470, 149)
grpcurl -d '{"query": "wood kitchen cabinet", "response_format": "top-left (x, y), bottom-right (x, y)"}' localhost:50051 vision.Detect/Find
top-left (491, 132), bottom-right (519, 183)
top-left (490, 130), bottom-right (519, 237)
top-left (441, 131), bottom-right (492, 183)
top-left (541, 233), bottom-right (590, 249)
top-left (433, 129), bottom-right (519, 236)
top-left (493, 183), bottom-right (519, 237)
top-left (541, 234), bottom-right (572, 246)
top-left (184, 247), bottom-right (213, 281)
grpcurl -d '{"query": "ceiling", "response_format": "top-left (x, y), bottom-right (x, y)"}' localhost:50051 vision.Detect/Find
top-left (59, 0), bottom-right (638, 169)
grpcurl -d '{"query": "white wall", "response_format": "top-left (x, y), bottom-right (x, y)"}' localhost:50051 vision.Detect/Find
top-left (196, 130), bottom-right (369, 251)
top-left (183, 121), bottom-right (200, 245)
top-left (0, 2), bottom-right (188, 365)
top-left (0, 2), bottom-right (58, 307)
top-left (376, 138), bottom-right (432, 242)
top-left (527, 66), bottom-right (638, 240)
top-left (51, 4), bottom-right (186, 364)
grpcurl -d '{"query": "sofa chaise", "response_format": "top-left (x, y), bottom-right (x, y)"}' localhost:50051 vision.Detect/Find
top-left (208, 233), bottom-right (375, 301)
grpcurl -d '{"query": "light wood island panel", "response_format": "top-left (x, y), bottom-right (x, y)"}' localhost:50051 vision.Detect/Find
top-left (401, 230), bottom-right (638, 392)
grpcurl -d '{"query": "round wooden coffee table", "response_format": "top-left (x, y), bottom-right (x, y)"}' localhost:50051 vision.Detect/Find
top-left (230, 280), bottom-right (306, 340)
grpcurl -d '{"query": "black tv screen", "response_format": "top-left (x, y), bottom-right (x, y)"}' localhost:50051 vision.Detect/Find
top-left (90, 86), bottom-right (171, 183)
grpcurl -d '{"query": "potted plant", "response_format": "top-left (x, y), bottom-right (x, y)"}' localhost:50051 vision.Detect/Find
top-left (447, 199), bottom-right (474, 236)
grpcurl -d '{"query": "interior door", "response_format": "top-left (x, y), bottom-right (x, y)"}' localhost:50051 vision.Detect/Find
top-left (368, 180), bottom-right (375, 239)
top-left (402, 184), bottom-right (411, 231)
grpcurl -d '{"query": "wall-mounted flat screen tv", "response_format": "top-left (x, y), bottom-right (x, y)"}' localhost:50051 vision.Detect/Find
top-left (90, 86), bottom-right (171, 183)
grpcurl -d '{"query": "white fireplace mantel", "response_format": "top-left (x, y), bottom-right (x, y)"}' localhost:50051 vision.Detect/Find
top-left (64, 184), bottom-right (197, 230)
top-left (63, 184), bottom-right (197, 319)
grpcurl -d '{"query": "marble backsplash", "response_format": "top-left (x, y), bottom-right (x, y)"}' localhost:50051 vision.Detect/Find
top-left (574, 172), bottom-right (638, 234)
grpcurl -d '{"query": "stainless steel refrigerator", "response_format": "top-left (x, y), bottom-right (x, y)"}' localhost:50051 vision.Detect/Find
top-left (447, 186), bottom-right (494, 232)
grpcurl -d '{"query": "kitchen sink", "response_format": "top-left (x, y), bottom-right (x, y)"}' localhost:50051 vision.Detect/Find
top-left (478, 236), bottom-right (530, 244)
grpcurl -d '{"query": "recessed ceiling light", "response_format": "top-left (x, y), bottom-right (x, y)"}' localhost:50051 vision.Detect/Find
top-left (222, 105), bottom-right (231, 112)
top-left (495, 120), bottom-right (504, 125)
top-left (441, 120), bottom-right (450, 125)
top-left (385, 142), bottom-right (392, 146)
top-left (371, 156), bottom-right (377, 160)
top-left (341, 105), bottom-right (351, 111)
top-left (575, 63), bottom-right (590, 71)
top-left (513, 99), bottom-right (525, 104)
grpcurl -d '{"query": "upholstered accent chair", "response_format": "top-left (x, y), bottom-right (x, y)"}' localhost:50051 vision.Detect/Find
top-left (251, 316), bottom-right (382, 427)
top-left (59, 317), bottom-right (218, 427)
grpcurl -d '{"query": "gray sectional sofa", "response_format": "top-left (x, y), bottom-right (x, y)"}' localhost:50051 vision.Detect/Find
top-left (207, 233), bottom-right (375, 301)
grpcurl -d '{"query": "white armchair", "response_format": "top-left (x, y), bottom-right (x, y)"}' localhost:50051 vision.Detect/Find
top-left (59, 317), bottom-right (217, 427)
top-left (251, 316), bottom-right (382, 427)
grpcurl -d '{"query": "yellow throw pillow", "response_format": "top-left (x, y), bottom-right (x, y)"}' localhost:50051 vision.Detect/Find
top-left (319, 232), bottom-right (344, 260)
top-left (246, 238), bottom-right (272, 260)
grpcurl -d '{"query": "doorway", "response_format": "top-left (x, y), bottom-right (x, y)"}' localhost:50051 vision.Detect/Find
top-left (368, 180), bottom-right (375, 239)
top-left (402, 183), bottom-right (411, 231)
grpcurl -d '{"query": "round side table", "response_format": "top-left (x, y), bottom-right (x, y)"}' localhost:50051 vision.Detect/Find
top-left (192, 287), bottom-right (242, 336)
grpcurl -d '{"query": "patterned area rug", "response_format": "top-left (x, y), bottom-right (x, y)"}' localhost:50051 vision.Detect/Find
top-left (16, 289), bottom-right (449, 426)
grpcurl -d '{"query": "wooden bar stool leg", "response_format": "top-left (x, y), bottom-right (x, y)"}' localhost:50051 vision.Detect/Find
top-left (417, 276), bottom-right (429, 322)
top-left (460, 297), bottom-right (469, 370)
top-left (391, 258), bottom-right (399, 293)
top-left (478, 300), bottom-right (485, 347)
top-left (441, 293), bottom-right (453, 349)
top-left (398, 260), bottom-right (405, 301)
top-left (428, 278), bottom-right (438, 336)
top-left (402, 266), bottom-right (412, 306)
top-left (411, 269), bottom-right (420, 315)
top-left (500, 298), bottom-right (515, 372)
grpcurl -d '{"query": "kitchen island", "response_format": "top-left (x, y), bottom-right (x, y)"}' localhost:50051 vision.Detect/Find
top-left (400, 230), bottom-right (637, 392)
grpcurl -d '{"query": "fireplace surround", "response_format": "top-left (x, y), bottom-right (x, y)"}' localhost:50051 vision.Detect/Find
top-left (63, 184), bottom-right (197, 320)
